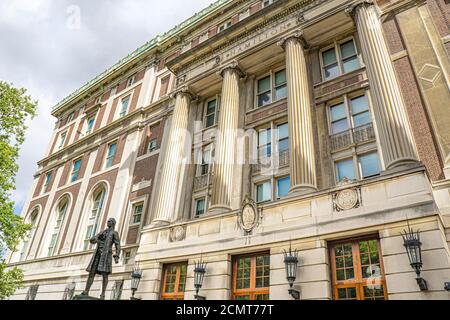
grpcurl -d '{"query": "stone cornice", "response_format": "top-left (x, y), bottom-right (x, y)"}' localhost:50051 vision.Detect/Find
top-left (51, 0), bottom-right (233, 115)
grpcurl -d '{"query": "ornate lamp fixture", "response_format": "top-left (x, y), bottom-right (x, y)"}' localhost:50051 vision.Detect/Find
top-left (194, 260), bottom-right (207, 300)
top-left (283, 245), bottom-right (300, 300)
top-left (130, 266), bottom-right (143, 300)
top-left (401, 227), bottom-right (428, 291)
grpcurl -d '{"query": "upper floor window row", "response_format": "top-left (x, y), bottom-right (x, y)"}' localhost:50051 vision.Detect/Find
top-left (256, 69), bottom-right (287, 108)
top-left (321, 39), bottom-right (361, 81)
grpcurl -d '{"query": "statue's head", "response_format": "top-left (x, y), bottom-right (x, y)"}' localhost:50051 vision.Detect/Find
top-left (107, 218), bottom-right (116, 229)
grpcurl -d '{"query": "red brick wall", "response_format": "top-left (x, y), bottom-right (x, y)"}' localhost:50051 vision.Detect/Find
top-left (113, 134), bottom-right (127, 167)
top-left (69, 168), bottom-right (119, 252)
top-left (93, 104), bottom-right (107, 132)
top-left (63, 124), bottom-right (75, 148)
top-left (58, 162), bottom-right (71, 188)
top-left (250, 2), bottom-right (262, 15)
top-left (73, 118), bottom-right (85, 142)
top-left (33, 175), bottom-right (45, 198)
top-left (383, 17), bottom-right (444, 180)
top-left (107, 98), bottom-right (119, 124)
top-left (129, 84), bottom-right (142, 113)
top-left (93, 144), bottom-right (107, 173)
top-left (138, 121), bottom-right (164, 157)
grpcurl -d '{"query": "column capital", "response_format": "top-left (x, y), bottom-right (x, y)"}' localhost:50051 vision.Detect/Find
top-left (170, 85), bottom-right (197, 101)
top-left (278, 31), bottom-right (309, 50)
top-left (345, 0), bottom-right (375, 21)
top-left (217, 60), bottom-right (246, 79)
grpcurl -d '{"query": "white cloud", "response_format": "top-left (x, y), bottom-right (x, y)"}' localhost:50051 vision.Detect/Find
top-left (0, 0), bottom-right (214, 215)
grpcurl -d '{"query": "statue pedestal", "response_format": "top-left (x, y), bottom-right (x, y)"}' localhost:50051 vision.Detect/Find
top-left (72, 294), bottom-right (103, 300)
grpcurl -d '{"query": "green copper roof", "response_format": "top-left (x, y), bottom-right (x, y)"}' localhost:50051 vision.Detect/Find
top-left (52, 0), bottom-right (232, 114)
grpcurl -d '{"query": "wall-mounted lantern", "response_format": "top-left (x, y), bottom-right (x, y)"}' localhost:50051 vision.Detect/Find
top-left (283, 245), bottom-right (300, 300)
top-left (401, 227), bottom-right (428, 291)
top-left (130, 266), bottom-right (143, 300)
top-left (194, 260), bottom-right (207, 300)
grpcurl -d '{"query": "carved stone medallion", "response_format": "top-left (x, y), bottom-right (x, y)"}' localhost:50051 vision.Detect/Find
top-left (335, 188), bottom-right (359, 211)
top-left (170, 225), bottom-right (186, 242)
top-left (238, 196), bottom-right (260, 233)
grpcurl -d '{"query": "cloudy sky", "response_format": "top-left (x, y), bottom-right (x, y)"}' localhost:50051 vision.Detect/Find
top-left (0, 0), bottom-right (215, 214)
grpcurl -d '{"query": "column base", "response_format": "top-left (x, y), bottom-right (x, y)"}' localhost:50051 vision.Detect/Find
top-left (289, 184), bottom-right (318, 196)
top-left (149, 219), bottom-right (171, 228)
top-left (383, 160), bottom-right (423, 175)
top-left (207, 205), bottom-right (232, 215)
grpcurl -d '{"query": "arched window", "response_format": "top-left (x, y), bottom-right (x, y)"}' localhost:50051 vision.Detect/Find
top-left (47, 197), bottom-right (69, 257)
top-left (19, 208), bottom-right (39, 261)
top-left (83, 188), bottom-right (106, 250)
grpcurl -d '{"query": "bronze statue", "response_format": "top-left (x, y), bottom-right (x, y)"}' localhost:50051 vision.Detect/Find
top-left (80, 218), bottom-right (121, 300)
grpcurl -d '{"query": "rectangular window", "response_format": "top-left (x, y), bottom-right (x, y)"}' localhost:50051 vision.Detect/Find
top-left (257, 75), bottom-right (272, 107)
top-left (161, 263), bottom-right (188, 300)
top-left (359, 152), bottom-right (380, 178)
top-left (232, 253), bottom-right (270, 300)
top-left (258, 128), bottom-right (272, 160)
top-left (95, 96), bottom-right (101, 105)
top-left (277, 123), bottom-right (289, 153)
top-left (200, 149), bottom-right (211, 176)
top-left (124, 250), bottom-right (132, 264)
top-left (119, 96), bottom-right (130, 117)
top-left (131, 203), bottom-right (143, 225)
top-left (70, 159), bottom-right (82, 183)
top-left (67, 112), bottom-right (75, 123)
top-left (105, 143), bottom-right (117, 169)
top-left (330, 102), bottom-right (349, 134)
top-left (350, 95), bottom-right (371, 128)
top-left (86, 116), bottom-right (96, 135)
top-left (42, 171), bottom-right (52, 194)
top-left (262, 0), bottom-right (278, 8)
top-left (58, 132), bottom-right (67, 149)
top-left (277, 176), bottom-right (290, 198)
top-left (322, 39), bottom-right (360, 81)
top-left (274, 69), bottom-right (287, 101)
top-left (335, 158), bottom-right (356, 182)
top-left (195, 198), bottom-right (206, 218)
top-left (204, 99), bottom-right (217, 128)
top-left (148, 139), bottom-right (158, 153)
top-left (340, 40), bottom-right (360, 74)
top-left (159, 76), bottom-right (170, 98)
top-left (127, 75), bottom-right (136, 87)
top-left (256, 181), bottom-right (272, 203)
top-left (330, 238), bottom-right (387, 300)
top-left (218, 20), bottom-right (232, 33)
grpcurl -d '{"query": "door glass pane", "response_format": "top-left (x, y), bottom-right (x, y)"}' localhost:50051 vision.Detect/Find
top-left (336, 159), bottom-right (356, 181)
top-left (255, 294), bottom-right (270, 300)
top-left (359, 153), bottom-right (380, 178)
top-left (337, 287), bottom-right (357, 300)
top-left (178, 265), bottom-right (187, 292)
top-left (236, 295), bottom-right (250, 300)
top-left (363, 285), bottom-right (385, 300)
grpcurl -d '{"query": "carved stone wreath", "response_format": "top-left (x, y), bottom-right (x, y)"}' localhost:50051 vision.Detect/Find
top-left (238, 196), bottom-right (260, 234)
top-left (170, 225), bottom-right (186, 242)
top-left (333, 187), bottom-right (361, 212)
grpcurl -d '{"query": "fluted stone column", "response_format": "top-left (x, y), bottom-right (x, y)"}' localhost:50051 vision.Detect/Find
top-left (152, 88), bottom-right (193, 225)
top-left (349, 1), bottom-right (419, 169)
top-left (280, 33), bottom-right (317, 193)
top-left (209, 64), bottom-right (244, 213)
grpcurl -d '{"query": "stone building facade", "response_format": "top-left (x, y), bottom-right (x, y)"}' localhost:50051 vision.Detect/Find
top-left (7, 0), bottom-right (450, 300)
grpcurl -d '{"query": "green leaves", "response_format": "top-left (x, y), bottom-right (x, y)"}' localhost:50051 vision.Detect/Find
top-left (0, 81), bottom-right (37, 299)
